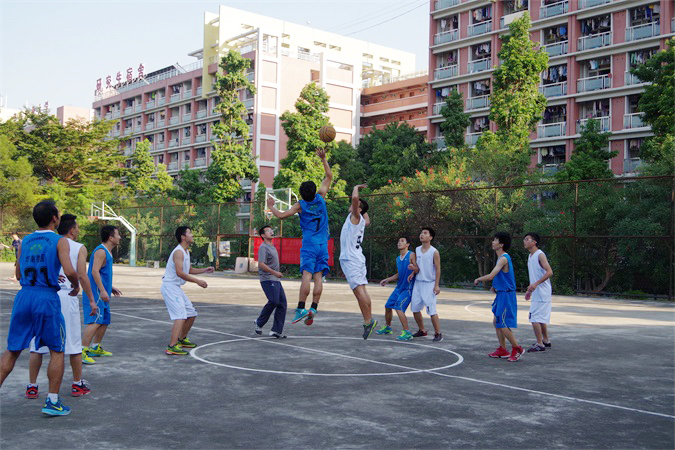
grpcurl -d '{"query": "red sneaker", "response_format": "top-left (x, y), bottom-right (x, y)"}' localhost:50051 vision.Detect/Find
top-left (412, 330), bottom-right (428, 338)
top-left (71, 381), bottom-right (91, 397)
top-left (25, 385), bottom-right (38, 399)
top-left (488, 346), bottom-right (510, 358)
top-left (508, 346), bottom-right (524, 362)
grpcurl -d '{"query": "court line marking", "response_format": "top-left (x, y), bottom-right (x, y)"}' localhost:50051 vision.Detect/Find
top-left (464, 301), bottom-right (493, 318)
top-left (112, 310), bottom-right (675, 420)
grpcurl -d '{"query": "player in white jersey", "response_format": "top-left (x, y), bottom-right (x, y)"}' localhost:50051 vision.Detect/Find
top-left (25, 214), bottom-right (98, 399)
top-left (523, 232), bottom-right (554, 352)
top-left (161, 226), bottom-right (214, 355)
top-left (409, 227), bottom-right (443, 342)
top-left (339, 184), bottom-right (378, 339)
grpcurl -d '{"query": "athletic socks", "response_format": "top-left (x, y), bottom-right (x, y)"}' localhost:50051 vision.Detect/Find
top-left (297, 302), bottom-right (306, 310)
top-left (28, 383), bottom-right (38, 388)
top-left (73, 380), bottom-right (83, 386)
top-left (311, 302), bottom-right (318, 311)
top-left (47, 393), bottom-right (59, 403)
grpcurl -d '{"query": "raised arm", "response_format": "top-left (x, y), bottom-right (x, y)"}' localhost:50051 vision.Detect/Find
top-left (474, 257), bottom-right (508, 285)
top-left (267, 195), bottom-right (301, 220)
top-left (316, 148), bottom-right (333, 197)
top-left (350, 184), bottom-right (367, 225)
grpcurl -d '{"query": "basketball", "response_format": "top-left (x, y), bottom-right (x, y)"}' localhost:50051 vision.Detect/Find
top-left (319, 125), bottom-right (336, 143)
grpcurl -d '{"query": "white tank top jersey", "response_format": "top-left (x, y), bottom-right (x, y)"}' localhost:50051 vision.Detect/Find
top-left (58, 238), bottom-right (83, 291)
top-left (163, 245), bottom-right (190, 286)
top-left (528, 249), bottom-right (552, 301)
top-left (339, 213), bottom-right (366, 263)
top-left (415, 245), bottom-right (437, 282)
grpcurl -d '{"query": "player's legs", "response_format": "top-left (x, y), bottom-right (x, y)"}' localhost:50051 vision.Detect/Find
top-left (532, 322), bottom-right (544, 346)
top-left (311, 271), bottom-right (323, 304)
top-left (494, 318), bottom-right (507, 348)
top-left (384, 308), bottom-right (393, 326)
top-left (180, 317), bottom-right (196, 341)
top-left (28, 352), bottom-right (43, 385)
top-left (394, 309), bottom-right (409, 330)
top-left (352, 285), bottom-right (373, 323)
top-left (0, 350), bottom-right (22, 386)
top-left (46, 349), bottom-right (64, 394)
top-left (70, 353), bottom-right (83, 382)
top-left (541, 323), bottom-right (550, 343)
top-left (430, 314), bottom-right (441, 335)
top-left (92, 325), bottom-right (107, 346)
top-left (82, 323), bottom-right (100, 348)
top-left (298, 270), bottom-right (313, 305)
top-left (170, 319), bottom-right (186, 347)
top-left (413, 312), bottom-right (426, 333)
top-left (272, 284), bottom-right (287, 334)
top-left (501, 327), bottom-right (519, 349)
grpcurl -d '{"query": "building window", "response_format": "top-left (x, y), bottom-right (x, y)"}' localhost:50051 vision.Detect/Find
top-left (542, 64), bottom-right (567, 85)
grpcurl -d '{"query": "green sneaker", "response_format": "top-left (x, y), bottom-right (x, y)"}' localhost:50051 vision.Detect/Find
top-left (165, 344), bottom-right (188, 355)
top-left (88, 344), bottom-right (112, 357)
top-left (375, 325), bottom-right (393, 335)
top-left (81, 349), bottom-right (96, 365)
top-left (396, 330), bottom-right (413, 341)
top-left (178, 337), bottom-right (197, 348)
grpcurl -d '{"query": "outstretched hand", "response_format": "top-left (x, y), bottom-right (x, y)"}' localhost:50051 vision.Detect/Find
top-left (316, 148), bottom-right (327, 160)
top-left (266, 194), bottom-right (275, 208)
top-left (355, 183), bottom-right (367, 190)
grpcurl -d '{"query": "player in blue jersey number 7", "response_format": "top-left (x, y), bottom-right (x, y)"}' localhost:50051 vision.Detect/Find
top-left (267, 148), bottom-right (332, 326)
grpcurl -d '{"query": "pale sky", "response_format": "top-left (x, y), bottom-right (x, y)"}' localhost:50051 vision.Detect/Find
top-left (0, 0), bottom-right (430, 111)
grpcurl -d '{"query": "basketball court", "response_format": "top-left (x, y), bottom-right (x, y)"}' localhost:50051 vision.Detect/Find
top-left (0, 262), bottom-right (673, 448)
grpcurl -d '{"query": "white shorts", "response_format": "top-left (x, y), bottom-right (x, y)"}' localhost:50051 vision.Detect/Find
top-left (340, 259), bottom-right (368, 290)
top-left (411, 281), bottom-right (437, 316)
top-left (529, 300), bottom-right (552, 323)
top-left (161, 283), bottom-right (197, 321)
top-left (30, 290), bottom-right (81, 355)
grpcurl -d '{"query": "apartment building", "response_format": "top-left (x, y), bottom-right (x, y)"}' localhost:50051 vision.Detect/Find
top-left (428, 0), bottom-right (674, 175)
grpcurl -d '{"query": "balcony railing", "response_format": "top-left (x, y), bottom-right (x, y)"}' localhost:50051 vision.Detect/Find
top-left (466, 95), bottom-right (490, 110)
top-left (577, 74), bottom-right (610, 93)
top-left (623, 158), bottom-right (642, 174)
top-left (540, 0), bottom-right (568, 19)
top-left (135, 105), bottom-right (142, 112)
top-left (146, 122), bottom-right (155, 130)
top-left (434, 65), bottom-right (458, 80)
top-left (578, 32), bottom-right (612, 51)
top-left (182, 113), bottom-right (191, 122)
top-left (112, 129), bottom-right (120, 137)
top-left (169, 117), bottom-right (180, 125)
top-left (468, 20), bottom-right (492, 37)
top-left (168, 162), bottom-right (178, 171)
top-left (183, 90), bottom-right (193, 99)
top-left (157, 120), bottom-right (165, 128)
top-left (112, 111), bottom-right (121, 119)
top-left (156, 142), bottom-right (165, 150)
top-left (105, 112), bottom-right (112, 119)
top-left (435, 0), bottom-right (459, 10)
top-left (623, 113), bottom-right (646, 129)
top-left (542, 164), bottom-right (562, 174)
top-left (538, 122), bottom-right (566, 138)
top-left (434, 136), bottom-right (447, 150)
top-left (433, 102), bottom-right (446, 115)
top-left (434, 29), bottom-right (458, 45)
top-left (170, 93), bottom-right (180, 103)
top-left (626, 22), bottom-right (660, 42)
top-left (624, 71), bottom-right (644, 86)
top-left (577, 116), bottom-right (610, 133)
top-left (157, 97), bottom-right (166, 106)
top-left (133, 125), bottom-right (141, 133)
top-left (146, 100), bottom-right (155, 109)
top-left (465, 132), bottom-right (481, 147)
top-left (196, 87), bottom-right (202, 96)
top-left (124, 148), bottom-right (133, 157)
top-left (541, 41), bottom-right (568, 57)
top-left (500, 11), bottom-right (526, 30)
top-left (195, 134), bottom-right (207, 143)
top-left (578, 0), bottom-right (610, 8)
top-left (243, 98), bottom-right (254, 109)
top-left (168, 139), bottom-right (179, 148)
top-left (211, 108), bottom-right (220, 117)
top-left (468, 57), bottom-right (491, 74)
top-left (196, 110), bottom-right (207, 119)
top-left (194, 157), bottom-right (206, 167)
top-left (246, 72), bottom-right (255, 82)
top-left (672, 17), bottom-right (675, 33)
top-left (124, 106), bottom-right (133, 115)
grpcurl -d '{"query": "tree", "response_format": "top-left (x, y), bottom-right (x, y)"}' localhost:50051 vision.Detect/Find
top-left (172, 167), bottom-right (205, 203)
top-left (205, 50), bottom-right (259, 202)
top-left (554, 119), bottom-right (615, 181)
top-left (0, 135), bottom-right (39, 210)
top-left (440, 90), bottom-right (471, 149)
top-left (125, 139), bottom-right (173, 198)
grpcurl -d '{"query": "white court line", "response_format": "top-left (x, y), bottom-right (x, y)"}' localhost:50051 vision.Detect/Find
top-left (111, 310), bottom-right (675, 420)
top-left (464, 301), bottom-right (493, 318)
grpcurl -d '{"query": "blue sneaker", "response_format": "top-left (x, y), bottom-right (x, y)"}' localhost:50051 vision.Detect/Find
top-left (42, 397), bottom-right (71, 416)
top-left (304, 308), bottom-right (317, 326)
top-left (396, 330), bottom-right (413, 341)
top-left (292, 308), bottom-right (309, 324)
top-left (375, 325), bottom-right (393, 335)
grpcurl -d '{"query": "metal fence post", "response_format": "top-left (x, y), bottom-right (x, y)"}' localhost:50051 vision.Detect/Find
top-left (573, 182), bottom-right (578, 292)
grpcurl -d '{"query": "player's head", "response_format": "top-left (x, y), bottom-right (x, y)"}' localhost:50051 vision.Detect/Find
top-left (175, 226), bottom-right (193, 244)
top-left (258, 225), bottom-right (274, 239)
top-left (11, 232), bottom-right (19, 240)
top-left (33, 200), bottom-right (60, 228)
top-left (397, 235), bottom-right (412, 250)
top-left (493, 231), bottom-right (511, 252)
top-left (419, 227), bottom-right (435, 243)
top-left (57, 214), bottom-right (79, 238)
top-left (299, 181), bottom-right (317, 202)
top-left (523, 232), bottom-right (540, 250)
top-left (348, 199), bottom-right (369, 215)
top-left (101, 225), bottom-right (120, 246)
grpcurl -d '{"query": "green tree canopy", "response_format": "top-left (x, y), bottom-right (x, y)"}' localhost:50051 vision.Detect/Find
top-left (555, 119), bottom-right (616, 181)
top-left (126, 139), bottom-right (173, 199)
top-left (440, 90), bottom-right (471, 149)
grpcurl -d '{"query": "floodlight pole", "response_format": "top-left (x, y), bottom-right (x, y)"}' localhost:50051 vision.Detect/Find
top-left (90, 202), bottom-right (138, 267)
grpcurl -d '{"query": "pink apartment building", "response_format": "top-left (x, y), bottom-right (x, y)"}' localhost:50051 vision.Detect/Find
top-left (428, 0), bottom-right (674, 175)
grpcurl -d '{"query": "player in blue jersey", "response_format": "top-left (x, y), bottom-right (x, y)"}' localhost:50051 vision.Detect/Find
top-left (82, 225), bottom-right (122, 358)
top-left (378, 236), bottom-right (415, 341)
top-left (267, 148), bottom-right (332, 326)
top-left (0, 201), bottom-right (80, 416)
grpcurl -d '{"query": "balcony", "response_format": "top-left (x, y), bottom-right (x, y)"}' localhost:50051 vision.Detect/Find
top-left (577, 116), bottom-right (610, 133)
top-left (434, 136), bottom-right (447, 150)
top-left (157, 97), bottom-right (166, 106)
top-left (542, 164), bottom-right (562, 174)
top-left (182, 113), bottom-right (191, 122)
top-left (625, 71), bottom-right (644, 86)
top-left (156, 142), bottom-right (165, 151)
top-left (540, 1), bottom-right (568, 19)
top-left (434, 65), bottom-right (458, 80)
top-left (468, 57), bottom-right (491, 74)
top-left (500, 11), bottom-right (526, 30)
top-left (168, 139), bottom-right (179, 148)
top-left (578, 32), bottom-right (612, 51)
top-left (196, 110), bottom-right (207, 119)
top-left (623, 113), bottom-right (646, 129)
top-left (196, 87), bottom-right (203, 96)
top-left (146, 122), bottom-right (155, 131)
top-left (433, 102), bottom-right (445, 115)
top-left (124, 148), bottom-right (133, 157)
top-left (211, 108), bottom-right (219, 117)
top-left (623, 158), bottom-right (642, 173)
top-left (133, 125), bottom-right (141, 133)
top-left (465, 132), bottom-right (481, 147)
top-left (577, 74), bottom-right (610, 93)
top-left (135, 105), bottom-right (142, 113)
top-left (578, 0), bottom-right (610, 8)
top-left (435, 0), bottom-right (459, 10)
top-left (105, 112), bottom-right (112, 119)
top-left (466, 95), bottom-right (490, 111)
top-left (170, 93), bottom-right (180, 103)
top-left (168, 162), bottom-right (179, 171)
top-left (169, 117), bottom-right (180, 126)
top-left (538, 122), bottom-right (566, 138)
top-left (157, 120), bottom-right (165, 128)
top-left (434, 29), bottom-right (459, 45)
top-left (246, 72), bottom-right (255, 82)
top-left (626, 22), bottom-right (660, 42)
top-left (113, 129), bottom-right (121, 137)
top-left (183, 90), bottom-right (193, 99)
top-left (112, 111), bottom-right (121, 119)
top-left (468, 20), bottom-right (492, 37)
top-left (124, 106), bottom-right (133, 115)
top-left (146, 100), bottom-right (155, 109)
top-left (195, 134), bottom-right (207, 143)
top-left (243, 98), bottom-right (254, 109)
top-left (541, 41), bottom-right (568, 57)
top-left (672, 17), bottom-right (675, 33)
top-left (194, 157), bottom-right (206, 167)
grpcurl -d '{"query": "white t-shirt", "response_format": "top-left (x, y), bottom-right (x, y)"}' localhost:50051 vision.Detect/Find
top-left (163, 245), bottom-right (190, 286)
top-left (58, 238), bottom-right (83, 291)
top-left (339, 213), bottom-right (366, 263)
top-left (415, 245), bottom-right (437, 282)
top-left (528, 249), bottom-right (552, 302)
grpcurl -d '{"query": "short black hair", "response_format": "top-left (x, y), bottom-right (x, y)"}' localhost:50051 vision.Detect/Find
top-left (101, 225), bottom-right (119, 243)
top-left (525, 232), bottom-right (541, 247)
top-left (57, 214), bottom-right (78, 236)
top-left (258, 225), bottom-right (272, 236)
top-left (33, 201), bottom-right (59, 228)
top-left (299, 181), bottom-right (317, 202)
top-left (359, 199), bottom-right (369, 215)
top-left (398, 235), bottom-right (412, 245)
top-left (494, 231), bottom-right (511, 251)
top-left (175, 226), bottom-right (190, 243)
top-left (421, 227), bottom-right (435, 239)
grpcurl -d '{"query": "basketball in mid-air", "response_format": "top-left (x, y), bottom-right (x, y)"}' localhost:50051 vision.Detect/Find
top-left (319, 125), bottom-right (336, 143)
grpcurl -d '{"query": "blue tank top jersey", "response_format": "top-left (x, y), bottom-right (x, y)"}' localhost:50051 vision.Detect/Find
top-left (88, 244), bottom-right (113, 295)
top-left (396, 251), bottom-right (414, 291)
top-left (492, 253), bottom-right (516, 292)
top-left (18, 230), bottom-right (63, 290)
top-left (298, 193), bottom-right (329, 246)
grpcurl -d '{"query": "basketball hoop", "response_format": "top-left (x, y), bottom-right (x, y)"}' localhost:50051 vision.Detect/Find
top-left (88, 216), bottom-right (98, 221)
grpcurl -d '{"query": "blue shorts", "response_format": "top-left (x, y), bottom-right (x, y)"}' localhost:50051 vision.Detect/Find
top-left (6, 288), bottom-right (65, 352)
top-left (492, 290), bottom-right (518, 329)
top-left (83, 296), bottom-right (111, 325)
top-left (385, 287), bottom-right (412, 312)
top-left (300, 244), bottom-right (329, 276)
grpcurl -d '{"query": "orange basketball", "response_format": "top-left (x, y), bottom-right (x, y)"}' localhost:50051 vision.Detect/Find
top-left (319, 125), bottom-right (336, 143)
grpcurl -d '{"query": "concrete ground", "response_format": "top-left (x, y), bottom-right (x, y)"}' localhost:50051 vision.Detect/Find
top-left (0, 263), bottom-right (673, 449)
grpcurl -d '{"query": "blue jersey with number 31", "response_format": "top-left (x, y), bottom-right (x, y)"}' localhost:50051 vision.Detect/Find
top-left (299, 194), bottom-right (329, 246)
top-left (18, 230), bottom-right (63, 290)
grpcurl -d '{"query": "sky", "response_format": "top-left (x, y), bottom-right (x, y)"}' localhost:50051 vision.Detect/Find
top-left (0, 0), bottom-right (430, 111)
